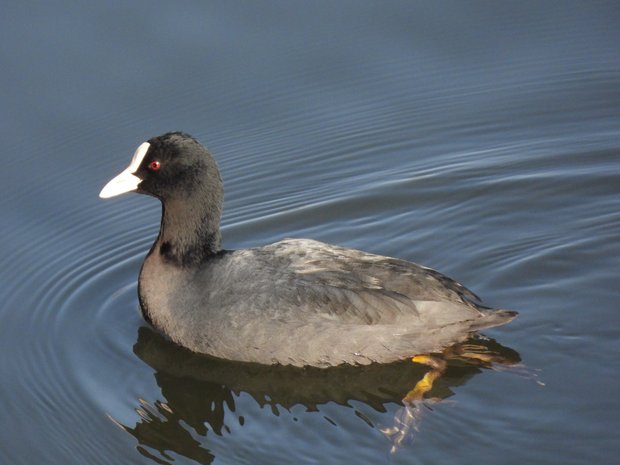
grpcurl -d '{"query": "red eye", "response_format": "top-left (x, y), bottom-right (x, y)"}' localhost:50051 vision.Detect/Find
top-left (149, 160), bottom-right (161, 171)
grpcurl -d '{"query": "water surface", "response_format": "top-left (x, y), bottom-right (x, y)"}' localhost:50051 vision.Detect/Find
top-left (1, 2), bottom-right (619, 464)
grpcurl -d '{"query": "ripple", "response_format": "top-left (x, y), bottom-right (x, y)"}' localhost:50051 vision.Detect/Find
top-left (3, 1), bottom-right (620, 463)
top-left (0, 195), bottom-right (158, 462)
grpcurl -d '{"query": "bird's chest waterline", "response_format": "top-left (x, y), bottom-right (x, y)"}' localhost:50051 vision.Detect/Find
top-left (139, 253), bottom-right (200, 335)
top-left (138, 251), bottom-right (239, 355)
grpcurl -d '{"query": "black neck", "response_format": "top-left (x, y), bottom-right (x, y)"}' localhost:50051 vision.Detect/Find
top-left (156, 197), bottom-right (222, 267)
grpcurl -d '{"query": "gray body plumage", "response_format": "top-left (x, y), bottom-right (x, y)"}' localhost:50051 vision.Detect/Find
top-left (102, 132), bottom-right (516, 368)
top-left (140, 238), bottom-right (515, 367)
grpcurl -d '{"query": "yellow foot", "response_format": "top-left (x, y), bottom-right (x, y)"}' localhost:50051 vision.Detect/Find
top-left (411, 354), bottom-right (447, 370)
top-left (442, 342), bottom-right (514, 367)
top-left (382, 354), bottom-right (449, 453)
top-left (405, 354), bottom-right (447, 402)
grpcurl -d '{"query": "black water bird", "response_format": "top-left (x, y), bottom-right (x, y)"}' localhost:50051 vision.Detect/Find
top-left (100, 132), bottom-right (516, 367)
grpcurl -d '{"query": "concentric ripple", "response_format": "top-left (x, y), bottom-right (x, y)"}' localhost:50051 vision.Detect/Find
top-left (0, 198), bottom-right (159, 463)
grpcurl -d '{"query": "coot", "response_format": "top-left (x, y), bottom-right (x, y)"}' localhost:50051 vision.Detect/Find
top-left (100, 132), bottom-right (516, 367)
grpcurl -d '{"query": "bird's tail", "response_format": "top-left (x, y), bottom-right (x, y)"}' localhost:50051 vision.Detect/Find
top-left (471, 309), bottom-right (518, 331)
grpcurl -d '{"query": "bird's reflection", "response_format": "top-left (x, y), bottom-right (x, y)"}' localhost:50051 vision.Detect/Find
top-left (117, 326), bottom-right (521, 464)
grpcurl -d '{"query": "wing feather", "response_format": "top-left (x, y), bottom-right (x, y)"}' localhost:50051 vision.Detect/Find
top-left (257, 239), bottom-right (482, 326)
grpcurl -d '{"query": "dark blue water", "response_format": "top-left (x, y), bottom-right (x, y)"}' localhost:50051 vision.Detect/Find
top-left (1, 2), bottom-right (619, 464)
